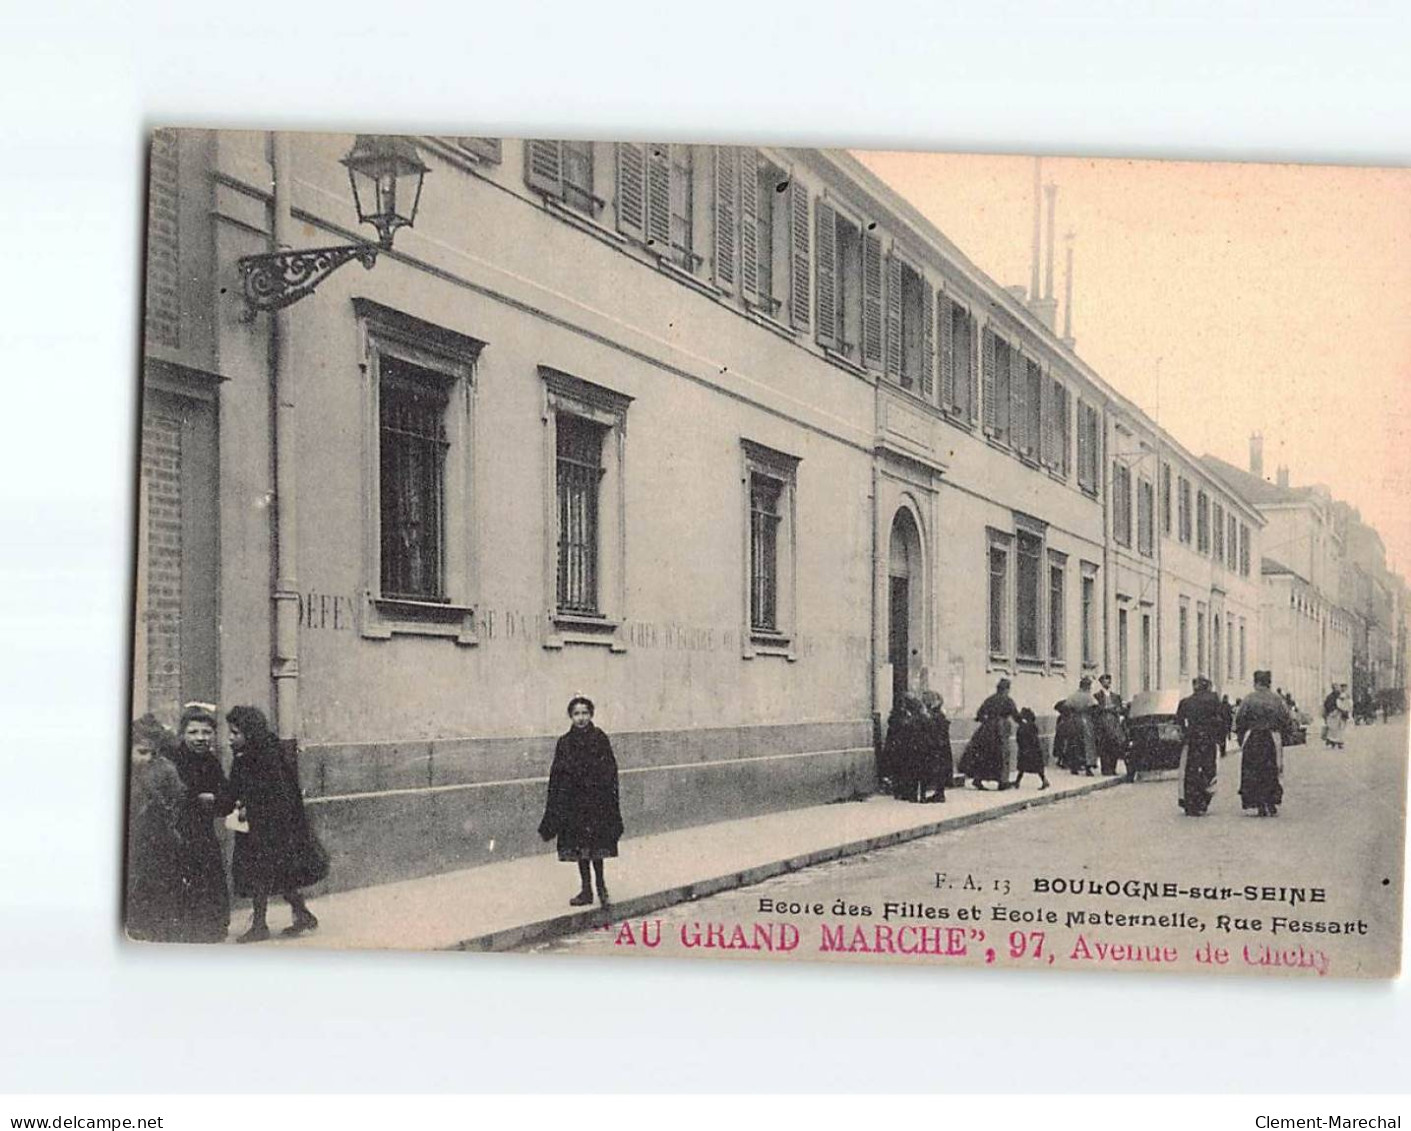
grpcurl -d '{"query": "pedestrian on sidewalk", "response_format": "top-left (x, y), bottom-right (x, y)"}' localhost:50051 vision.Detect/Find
top-left (884, 695), bottom-right (929, 803)
top-left (1012, 707), bottom-right (1049, 791)
top-left (226, 706), bottom-right (327, 943)
top-left (1053, 677), bottom-right (1098, 775)
top-left (125, 715), bottom-right (190, 942)
top-left (1095, 673), bottom-right (1127, 776)
top-left (961, 678), bottom-right (1018, 790)
top-left (1236, 671), bottom-right (1293, 818)
top-left (164, 702), bottom-right (234, 943)
top-left (539, 696), bottom-right (623, 907)
top-left (1218, 694), bottom-right (1234, 757)
top-left (1176, 677), bottom-right (1222, 816)
top-left (919, 690), bottom-right (953, 803)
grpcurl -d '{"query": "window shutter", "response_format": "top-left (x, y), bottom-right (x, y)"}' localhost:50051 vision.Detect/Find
top-left (967, 313), bottom-right (980, 424)
top-left (646, 143), bottom-right (672, 249)
top-left (815, 200), bottom-right (837, 350)
top-left (938, 295), bottom-right (955, 408)
top-left (1010, 346), bottom-right (1027, 452)
top-left (739, 148), bottom-right (760, 304)
top-left (920, 279), bottom-right (935, 400)
top-left (1077, 399), bottom-right (1091, 488)
top-left (712, 147), bottom-right (737, 292)
top-left (616, 142), bottom-right (646, 239)
top-left (1040, 371), bottom-right (1055, 467)
top-left (862, 228), bottom-right (883, 368)
top-left (884, 253), bottom-right (903, 382)
top-left (1059, 386), bottom-right (1070, 476)
top-left (789, 179), bottom-right (810, 330)
top-left (526, 140), bottom-right (562, 195)
top-left (457, 138), bottom-right (502, 164)
top-left (981, 326), bottom-right (997, 432)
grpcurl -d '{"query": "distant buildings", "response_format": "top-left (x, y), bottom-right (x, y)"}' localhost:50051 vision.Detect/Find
top-left (1204, 441), bottom-right (1407, 715)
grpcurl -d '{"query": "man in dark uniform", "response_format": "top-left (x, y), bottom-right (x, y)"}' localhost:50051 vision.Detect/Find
top-left (1176, 676), bottom-right (1223, 815)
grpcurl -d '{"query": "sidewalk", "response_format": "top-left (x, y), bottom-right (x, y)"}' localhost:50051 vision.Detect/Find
top-left (271, 772), bottom-right (1126, 953)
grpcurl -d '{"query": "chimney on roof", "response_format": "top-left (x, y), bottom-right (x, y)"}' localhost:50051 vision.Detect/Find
top-left (1062, 229), bottom-right (1075, 348)
top-left (1250, 433), bottom-right (1264, 479)
top-left (1277, 466), bottom-right (1290, 489)
top-left (1028, 182), bottom-right (1060, 333)
top-left (1030, 157), bottom-right (1042, 307)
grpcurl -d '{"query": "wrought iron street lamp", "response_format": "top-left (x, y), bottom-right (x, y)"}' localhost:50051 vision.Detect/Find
top-left (238, 134), bottom-right (429, 316)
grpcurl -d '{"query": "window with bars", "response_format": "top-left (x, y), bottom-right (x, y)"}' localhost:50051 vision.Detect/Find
top-left (989, 541), bottom-right (1010, 660)
top-left (556, 414), bottom-right (606, 616)
top-left (749, 473), bottom-right (784, 633)
top-left (1049, 557), bottom-right (1066, 665)
top-left (1081, 570), bottom-right (1097, 669)
top-left (1016, 531), bottom-right (1042, 662)
top-left (379, 359), bottom-right (451, 602)
top-left (1141, 612), bottom-right (1153, 691)
top-left (1179, 599), bottom-right (1190, 676)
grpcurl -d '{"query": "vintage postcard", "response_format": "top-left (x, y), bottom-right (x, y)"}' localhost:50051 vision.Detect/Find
top-left (127, 129), bottom-right (1408, 978)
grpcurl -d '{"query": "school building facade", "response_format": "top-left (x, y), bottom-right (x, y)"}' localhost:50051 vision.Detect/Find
top-left (135, 131), bottom-right (1266, 893)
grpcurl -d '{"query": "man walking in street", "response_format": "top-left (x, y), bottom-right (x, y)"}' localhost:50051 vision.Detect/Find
top-left (1176, 676), bottom-right (1223, 816)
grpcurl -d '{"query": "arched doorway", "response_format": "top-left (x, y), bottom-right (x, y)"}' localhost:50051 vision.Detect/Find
top-left (888, 508), bottom-right (924, 708)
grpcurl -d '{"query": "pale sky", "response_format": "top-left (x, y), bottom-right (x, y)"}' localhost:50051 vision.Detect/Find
top-left (853, 150), bottom-right (1411, 576)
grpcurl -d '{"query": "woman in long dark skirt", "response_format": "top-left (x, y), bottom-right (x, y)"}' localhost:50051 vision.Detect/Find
top-left (226, 706), bottom-right (327, 942)
top-left (163, 703), bottom-right (233, 943)
top-left (1236, 672), bottom-right (1293, 817)
top-left (1013, 707), bottom-right (1049, 790)
top-left (962, 679), bottom-right (1019, 790)
top-left (539, 696), bottom-right (624, 906)
top-left (126, 715), bottom-right (190, 941)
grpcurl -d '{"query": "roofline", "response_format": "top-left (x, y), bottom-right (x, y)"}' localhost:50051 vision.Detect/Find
top-left (815, 149), bottom-right (1267, 527)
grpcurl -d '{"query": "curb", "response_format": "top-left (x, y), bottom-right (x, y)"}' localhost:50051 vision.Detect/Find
top-left (454, 774), bottom-right (1126, 953)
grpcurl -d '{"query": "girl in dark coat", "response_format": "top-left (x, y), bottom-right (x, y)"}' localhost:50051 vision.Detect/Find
top-left (885, 695), bottom-right (929, 802)
top-left (125, 715), bottom-right (190, 941)
top-left (1013, 707), bottom-right (1050, 790)
top-left (164, 703), bottom-right (233, 943)
top-left (539, 696), bottom-right (624, 906)
top-left (920, 691), bottom-right (952, 803)
top-left (226, 706), bottom-right (327, 943)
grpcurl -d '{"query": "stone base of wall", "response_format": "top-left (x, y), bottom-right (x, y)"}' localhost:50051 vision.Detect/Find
top-left (299, 720), bottom-right (875, 894)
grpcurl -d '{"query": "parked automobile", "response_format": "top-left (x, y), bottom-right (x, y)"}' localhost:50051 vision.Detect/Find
top-left (1123, 689), bottom-right (1185, 780)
